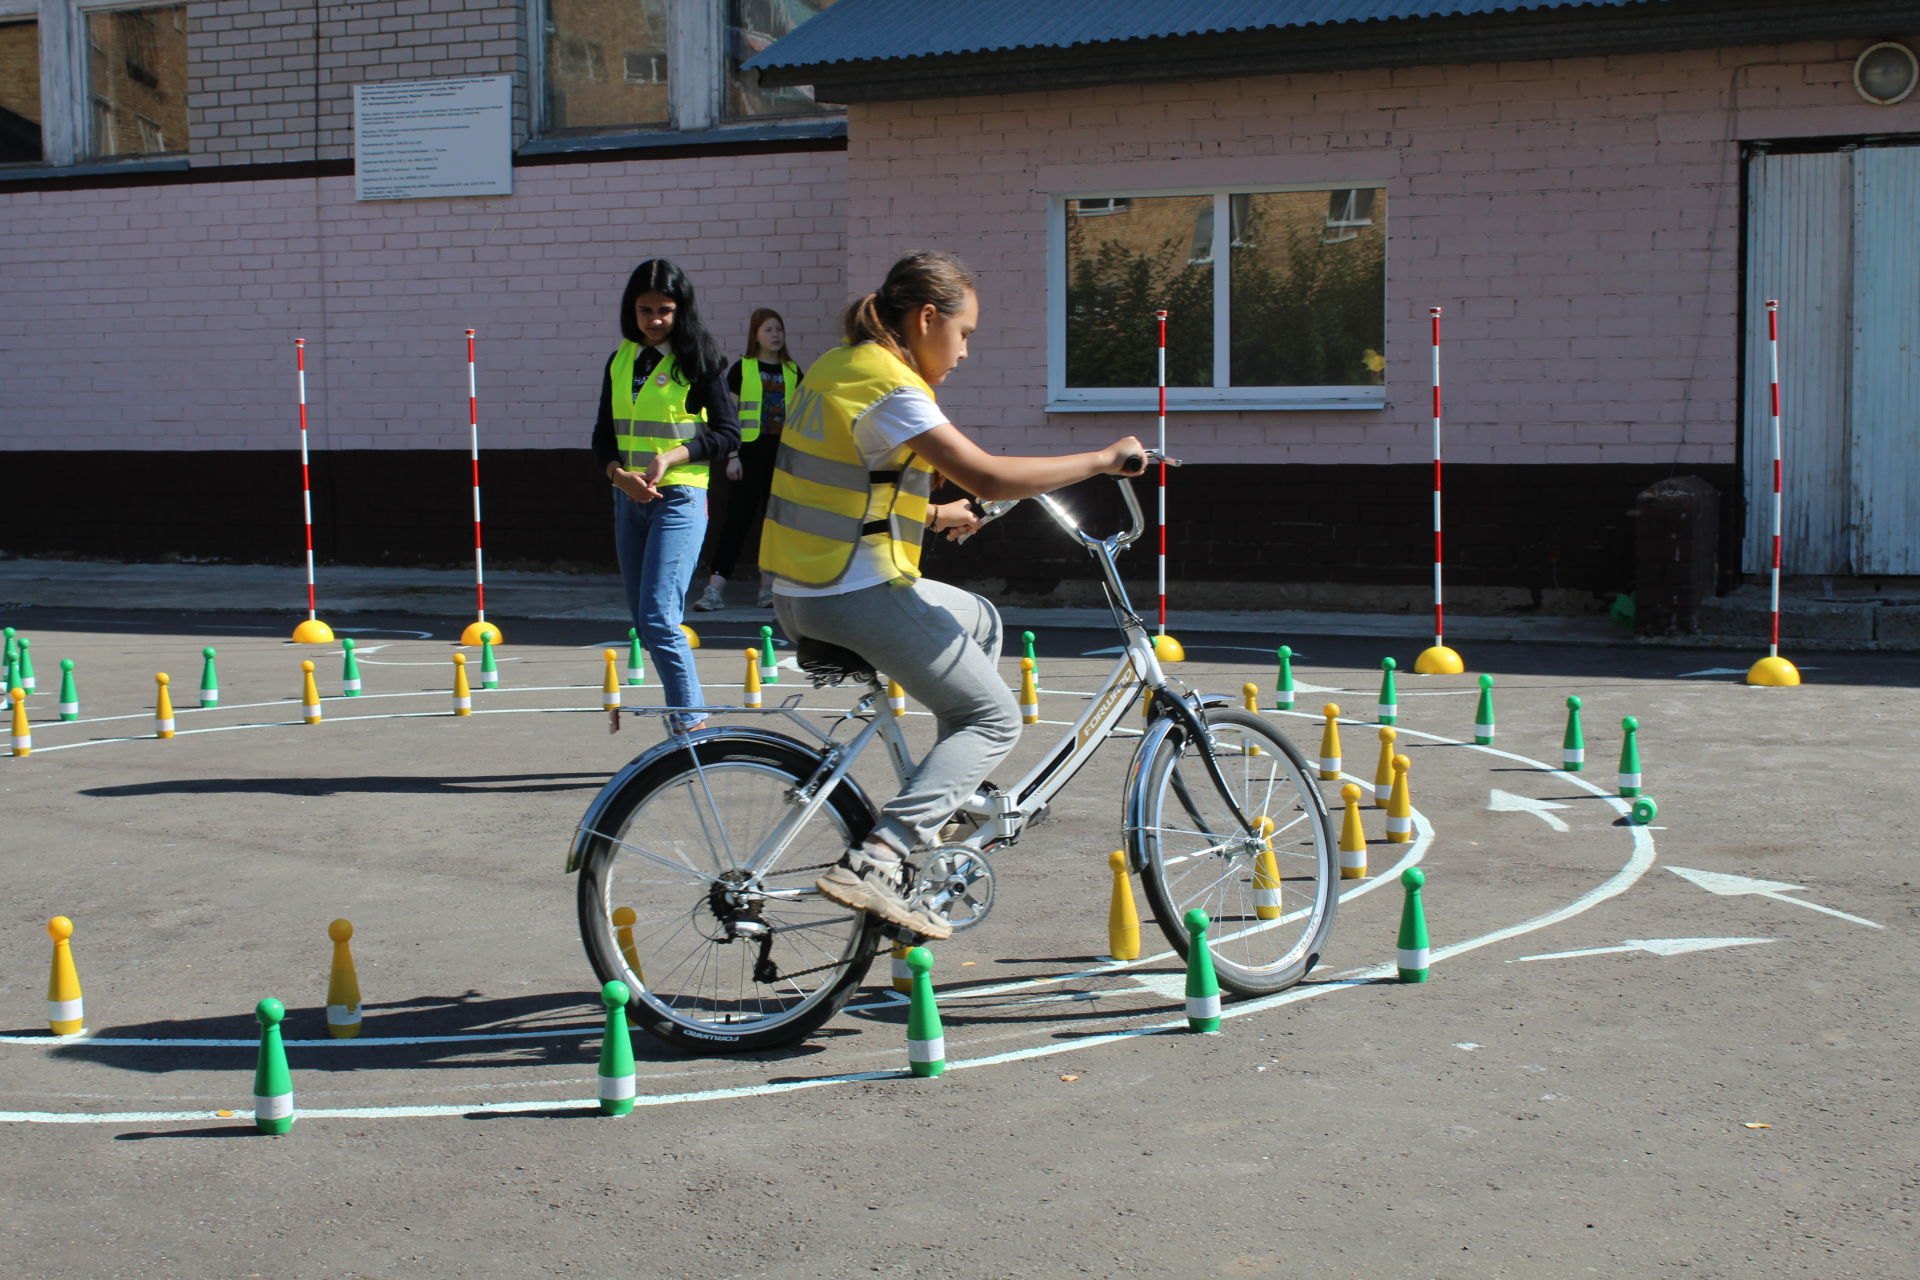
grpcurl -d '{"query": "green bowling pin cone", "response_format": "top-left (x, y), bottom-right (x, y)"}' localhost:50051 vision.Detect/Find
top-left (479, 633), bottom-right (499, 689)
top-left (57, 659), bottom-right (78, 721)
top-left (253, 997), bottom-right (294, 1134)
top-left (16, 636), bottom-right (34, 692)
top-left (597, 980), bottom-right (636, 1116)
top-left (906, 947), bottom-right (945, 1077)
top-left (199, 647), bottom-right (219, 709)
top-left (625, 628), bottom-right (645, 686)
top-left (1562, 696), bottom-right (1585, 772)
top-left (340, 637), bottom-right (362, 697)
top-left (1274, 645), bottom-right (1294, 711)
top-left (1617, 716), bottom-right (1642, 797)
top-left (1397, 868), bottom-right (1430, 983)
top-left (759, 625), bottom-right (779, 684)
top-left (1473, 673), bottom-right (1495, 745)
top-left (1376, 656), bottom-right (1398, 725)
top-left (1183, 908), bottom-right (1222, 1033)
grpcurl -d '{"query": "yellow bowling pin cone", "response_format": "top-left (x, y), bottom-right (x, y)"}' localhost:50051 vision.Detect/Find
top-left (1251, 815), bottom-right (1283, 920)
top-left (891, 943), bottom-right (913, 994)
top-left (325, 919), bottom-right (362, 1038)
top-left (1019, 658), bottom-right (1038, 725)
top-left (9, 687), bottom-right (29, 757)
top-left (886, 676), bottom-right (905, 718)
top-left (743, 649), bottom-right (763, 709)
top-left (1106, 850), bottom-right (1141, 961)
top-left (301, 660), bottom-right (322, 724)
top-left (1242, 682), bottom-right (1259, 713)
top-left (612, 906), bottom-right (645, 985)
top-left (1317, 704), bottom-right (1343, 780)
top-left (602, 649), bottom-right (621, 713)
top-left (1373, 726), bottom-right (1398, 807)
top-left (1338, 783), bottom-right (1368, 879)
top-left (155, 672), bottom-right (176, 738)
top-left (1386, 754), bottom-right (1414, 843)
top-left (451, 653), bottom-right (471, 716)
top-left (46, 916), bottom-right (83, 1035)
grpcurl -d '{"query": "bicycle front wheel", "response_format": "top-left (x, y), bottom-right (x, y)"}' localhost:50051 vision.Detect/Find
top-left (576, 732), bottom-right (879, 1053)
top-left (1132, 708), bottom-right (1337, 996)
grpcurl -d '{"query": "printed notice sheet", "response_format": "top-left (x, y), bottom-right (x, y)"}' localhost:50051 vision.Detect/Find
top-left (353, 76), bottom-right (512, 201)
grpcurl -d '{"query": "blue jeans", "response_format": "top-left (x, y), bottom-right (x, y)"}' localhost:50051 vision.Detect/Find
top-left (613, 484), bottom-right (707, 728)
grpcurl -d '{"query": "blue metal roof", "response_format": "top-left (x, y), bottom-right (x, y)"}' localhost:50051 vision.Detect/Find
top-left (748, 0), bottom-right (1661, 71)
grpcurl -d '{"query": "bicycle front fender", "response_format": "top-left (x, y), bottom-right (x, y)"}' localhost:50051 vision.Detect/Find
top-left (564, 725), bottom-right (846, 873)
top-left (1120, 712), bottom-right (1187, 876)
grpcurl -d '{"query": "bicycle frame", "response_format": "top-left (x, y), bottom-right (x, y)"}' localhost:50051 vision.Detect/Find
top-left (566, 471), bottom-right (1255, 884)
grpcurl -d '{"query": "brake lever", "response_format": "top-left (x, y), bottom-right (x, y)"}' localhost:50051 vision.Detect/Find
top-left (951, 498), bottom-right (1018, 545)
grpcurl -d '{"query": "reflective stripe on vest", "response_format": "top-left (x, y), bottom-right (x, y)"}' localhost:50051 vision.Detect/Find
top-left (738, 359), bottom-right (798, 444)
top-left (610, 343), bottom-right (709, 489)
top-left (760, 344), bottom-right (936, 588)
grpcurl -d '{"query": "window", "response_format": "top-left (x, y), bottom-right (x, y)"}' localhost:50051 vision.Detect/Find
top-left (0, 1), bottom-right (188, 167)
top-left (536, 0), bottom-right (841, 139)
top-left (1052, 185), bottom-right (1387, 410)
top-left (726, 0), bottom-right (838, 119)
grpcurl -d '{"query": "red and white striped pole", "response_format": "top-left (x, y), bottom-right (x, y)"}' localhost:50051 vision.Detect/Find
top-left (1154, 309), bottom-right (1168, 639)
top-left (1414, 307), bottom-right (1462, 674)
top-left (458, 330), bottom-right (501, 647)
top-left (290, 338), bottom-right (332, 643)
top-left (1748, 299), bottom-right (1799, 685)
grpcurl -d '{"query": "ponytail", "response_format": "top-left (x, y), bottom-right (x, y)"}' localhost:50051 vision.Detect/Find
top-left (842, 250), bottom-right (975, 373)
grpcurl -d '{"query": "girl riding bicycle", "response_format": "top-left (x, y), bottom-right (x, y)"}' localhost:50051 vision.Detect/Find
top-left (760, 250), bottom-right (1142, 941)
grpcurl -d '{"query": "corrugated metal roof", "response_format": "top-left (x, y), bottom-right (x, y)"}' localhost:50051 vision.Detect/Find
top-left (748, 0), bottom-right (1662, 70)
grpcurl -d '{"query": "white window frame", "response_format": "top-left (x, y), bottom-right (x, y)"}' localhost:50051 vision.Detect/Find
top-left (530, 0), bottom-right (841, 141)
top-left (1049, 181), bottom-right (1388, 413)
top-left (0, 0), bottom-right (186, 168)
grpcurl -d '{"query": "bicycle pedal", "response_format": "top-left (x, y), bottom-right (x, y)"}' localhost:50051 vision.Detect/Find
top-left (916, 844), bottom-right (996, 933)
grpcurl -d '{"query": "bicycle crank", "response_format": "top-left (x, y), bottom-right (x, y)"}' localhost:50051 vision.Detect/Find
top-left (918, 844), bottom-right (995, 932)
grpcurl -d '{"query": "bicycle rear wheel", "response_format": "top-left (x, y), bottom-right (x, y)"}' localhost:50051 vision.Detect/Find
top-left (1132, 708), bottom-right (1336, 996)
top-left (576, 732), bottom-right (880, 1053)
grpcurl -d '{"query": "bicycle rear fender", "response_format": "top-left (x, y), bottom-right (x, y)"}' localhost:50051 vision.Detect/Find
top-left (565, 726), bottom-right (865, 873)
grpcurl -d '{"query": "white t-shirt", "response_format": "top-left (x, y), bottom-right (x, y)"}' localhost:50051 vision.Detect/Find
top-left (774, 384), bottom-right (948, 598)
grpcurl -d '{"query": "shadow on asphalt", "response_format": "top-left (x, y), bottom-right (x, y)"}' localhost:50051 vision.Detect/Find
top-left (76, 772), bottom-right (610, 798)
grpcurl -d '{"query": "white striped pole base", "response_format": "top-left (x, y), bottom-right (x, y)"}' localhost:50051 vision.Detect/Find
top-left (302, 707), bottom-right (320, 725)
top-left (342, 678), bottom-right (361, 695)
top-left (201, 688), bottom-right (218, 708)
top-left (326, 1003), bottom-right (362, 1034)
top-left (1253, 884), bottom-right (1282, 914)
top-left (1374, 778), bottom-right (1391, 804)
top-left (1376, 703), bottom-right (1397, 723)
top-left (597, 1071), bottom-right (637, 1107)
top-left (1474, 721), bottom-right (1494, 745)
top-left (59, 701), bottom-right (78, 720)
top-left (1562, 748), bottom-right (1585, 771)
top-left (1340, 849), bottom-right (1367, 879)
top-left (907, 1033), bottom-right (945, 1072)
top-left (1397, 947), bottom-right (1430, 982)
top-left (1019, 698), bottom-right (1038, 722)
top-left (480, 671), bottom-right (498, 689)
top-left (1185, 992), bottom-right (1221, 1029)
top-left (453, 694), bottom-right (472, 713)
top-left (1319, 756), bottom-right (1341, 777)
top-left (1386, 814), bottom-right (1413, 842)
top-left (254, 1091), bottom-right (294, 1128)
top-left (11, 730), bottom-right (29, 756)
top-left (624, 666), bottom-right (643, 684)
top-left (47, 997), bottom-right (83, 1034)
top-left (156, 717), bottom-right (177, 737)
top-left (1617, 773), bottom-right (1642, 797)
top-left (890, 945), bottom-right (911, 994)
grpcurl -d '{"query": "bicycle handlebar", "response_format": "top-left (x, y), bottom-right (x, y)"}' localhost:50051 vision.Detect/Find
top-left (952, 450), bottom-right (1176, 549)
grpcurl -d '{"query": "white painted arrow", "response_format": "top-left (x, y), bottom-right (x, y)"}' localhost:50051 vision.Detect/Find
top-left (1666, 866), bottom-right (1883, 929)
top-left (1512, 936), bottom-right (1772, 963)
top-left (1488, 789), bottom-right (1573, 832)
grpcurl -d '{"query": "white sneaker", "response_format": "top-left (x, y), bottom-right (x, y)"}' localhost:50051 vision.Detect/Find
top-left (693, 580), bottom-right (725, 612)
top-left (756, 584), bottom-right (775, 608)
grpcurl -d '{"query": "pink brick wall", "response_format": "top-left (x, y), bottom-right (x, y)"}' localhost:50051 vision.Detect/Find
top-left (0, 150), bottom-right (846, 451)
top-left (846, 36), bottom-right (1920, 467)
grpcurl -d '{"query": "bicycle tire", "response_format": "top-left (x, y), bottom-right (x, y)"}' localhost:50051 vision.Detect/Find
top-left (576, 732), bottom-right (880, 1053)
top-left (1132, 707), bottom-right (1337, 996)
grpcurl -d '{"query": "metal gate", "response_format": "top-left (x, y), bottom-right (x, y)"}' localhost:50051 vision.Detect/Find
top-left (1745, 143), bottom-right (1920, 575)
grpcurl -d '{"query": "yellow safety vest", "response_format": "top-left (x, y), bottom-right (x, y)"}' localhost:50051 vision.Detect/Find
top-left (609, 343), bottom-right (709, 489)
top-left (760, 343), bottom-right (937, 588)
top-left (738, 358), bottom-right (799, 444)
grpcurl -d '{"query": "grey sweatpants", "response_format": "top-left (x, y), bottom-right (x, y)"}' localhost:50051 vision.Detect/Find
top-left (774, 577), bottom-right (1021, 858)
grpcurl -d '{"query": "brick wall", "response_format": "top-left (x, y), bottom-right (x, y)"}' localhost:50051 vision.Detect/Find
top-left (845, 36), bottom-right (1918, 469)
top-left (188, 0), bottom-right (530, 166)
top-left (0, 149), bottom-right (848, 454)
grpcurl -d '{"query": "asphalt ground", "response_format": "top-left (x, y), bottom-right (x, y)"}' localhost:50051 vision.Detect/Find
top-left (0, 605), bottom-right (1915, 1279)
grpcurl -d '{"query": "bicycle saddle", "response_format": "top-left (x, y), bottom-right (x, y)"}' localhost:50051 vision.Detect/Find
top-left (795, 636), bottom-right (876, 687)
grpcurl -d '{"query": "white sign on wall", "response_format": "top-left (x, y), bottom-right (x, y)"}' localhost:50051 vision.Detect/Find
top-left (353, 75), bottom-right (513, 201)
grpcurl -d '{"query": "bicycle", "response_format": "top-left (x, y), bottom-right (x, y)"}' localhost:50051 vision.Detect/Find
top-left (566, 462), bottom-right (1337, 1052)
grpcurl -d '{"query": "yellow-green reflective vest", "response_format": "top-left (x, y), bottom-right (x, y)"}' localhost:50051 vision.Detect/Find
top-left (738, 358), bottom-right (799, 444)
top-left (760, 343), bottom-right (936, 588)
top-left (609, 342), bottom-right (709, 489)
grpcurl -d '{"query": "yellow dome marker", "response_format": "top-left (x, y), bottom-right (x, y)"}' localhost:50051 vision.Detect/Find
top-left (1386, 754), bottom-right (1414, 843)
top-left (451, 653), bottom-right (471, 716)
top-left (743, 649), bottom-right (763, 709)
top-left (1251, 815), bottom-right (1283, 920)
top-left (1373, 726), bottom-right (1398, 807)
top-left (300, 661), bottom-right (322, 724)
top-left (612, 906), bottom-right (645, 985)
top-left (1317, 704), bottom-right (1343, 780)
top-left (1747, 655), bottom-right (1800, 686)
top-left (1339, 783), bottom-right (1368, 879)
top-left (292, 617), bottom-right (335, 645)
top-left (460, 619), bottom-right (502, 648)
top-left (1151, 634), bottom-right (1185, 662)
top-left (1106, 850), bottom-right (1141, 961)
top-left (9, 687), bottom-right (28, 757)
top-left (601, 649), bottom-right (621, 713)
top-left (46, 916), bottom-right (83, 1035)
top-left (155, 672), bottom-right (176, 738)
top-left (325, 919), bottom-right (362, 1039)
top-left (680, 623), bottom-right (700, 649)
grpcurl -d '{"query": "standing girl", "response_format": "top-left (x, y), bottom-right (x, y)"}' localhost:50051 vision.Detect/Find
top-left (761, 250), bottom-right (1142, 938)
top-left (694, 308), bottom-right (800, 611)
top-left (591, 259), bottom-right (741, 731)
